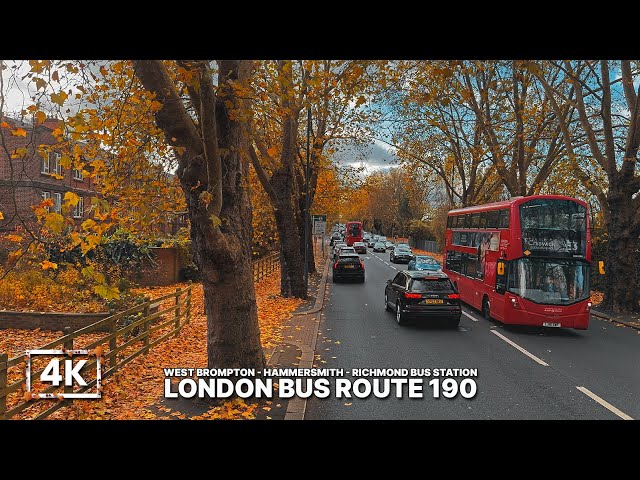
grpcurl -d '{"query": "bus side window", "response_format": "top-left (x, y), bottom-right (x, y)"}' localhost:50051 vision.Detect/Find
top-left (487, 210), bottom-right (499, 228)
top-left (499, 210), bottom-right (510, 228)
top-left (496, 260), bottom-right (507, 293)
top-left (479, 212), bottom-right (487, 228)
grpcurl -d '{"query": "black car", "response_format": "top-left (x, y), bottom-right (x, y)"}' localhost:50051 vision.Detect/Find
top-left (333, 254), bottom-right (365, 283)
top-left (373, 242), bottom-right (386, 252)
top-left (390, 246), bottom-right (414, 263)
top-left (384, 271), bottom-right (461, 327)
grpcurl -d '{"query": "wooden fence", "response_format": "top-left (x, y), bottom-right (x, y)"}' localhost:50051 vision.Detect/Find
top-left (0, 283), bottom-right (193, 420)
top-left (253, 252), bottom-right (279, 282)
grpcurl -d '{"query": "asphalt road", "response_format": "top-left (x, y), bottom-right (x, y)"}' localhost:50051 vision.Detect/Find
top-left (305, 248), bottom-right (640, 420)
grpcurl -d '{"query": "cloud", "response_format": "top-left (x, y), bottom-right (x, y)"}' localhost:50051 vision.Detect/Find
top-left (331, 137), bottom-right (399, 173)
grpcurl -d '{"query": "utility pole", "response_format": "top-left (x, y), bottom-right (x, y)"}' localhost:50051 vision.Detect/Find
top-left (304, 106), bottom-right (312, 294)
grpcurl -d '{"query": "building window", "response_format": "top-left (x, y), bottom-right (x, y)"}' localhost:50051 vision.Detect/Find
top-left (42, 154), bottom-right (50, 174)
top-left (73, 168), bottom-right (84, 181)
top-left (42, 191), bottom-right (51, 212)
top-left (53, 192), bottom-right (62, 213)
top-left (54, 153), bottom-right (62, 176)
top-left (73, 196), bottom-right (84, 218)
top-left (47, 152), bottom-right (62, 176)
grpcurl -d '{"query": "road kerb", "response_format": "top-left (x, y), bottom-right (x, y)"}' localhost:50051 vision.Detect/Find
top-left (590, 310), bottom-right (640, 331)
top-left (283, 255), bottom-right (331, 420)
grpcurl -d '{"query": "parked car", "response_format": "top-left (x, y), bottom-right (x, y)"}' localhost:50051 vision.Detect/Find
top-left (353, 241), bottom-right (367, 254)
top-left (384, 241), bottom-right (395, 250)
top-left (408, 255), bottom-right (442, 272)
top-left (333, 254), bottom-right (365, 283)
top-left (384, 270), bottom-right (461, 327)
top-left (373, 242), bottom-right (386, 253)
top-left (390, 246), bottom-right (414, 263)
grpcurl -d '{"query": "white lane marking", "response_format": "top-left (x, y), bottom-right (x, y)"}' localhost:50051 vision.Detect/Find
top-left (490, 330), bottom-right (549, 366)
top-left (390, 266), bottom-right (397, 270)
top-left (462, 311), bottom-right (479, 322)
top-left (576, 386), bottom-right (634, 420)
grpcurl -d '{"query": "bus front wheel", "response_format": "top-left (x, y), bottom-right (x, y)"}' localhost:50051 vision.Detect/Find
top-left (482, 296), bottom-right (491, 321)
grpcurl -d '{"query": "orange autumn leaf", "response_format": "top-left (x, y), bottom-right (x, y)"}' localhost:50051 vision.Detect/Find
top-left (41, 260), bottom-right (58, 270)
top-left (11, 127), bottom-right (27, 137)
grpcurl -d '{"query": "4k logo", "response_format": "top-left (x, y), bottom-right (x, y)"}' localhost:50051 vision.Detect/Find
top-left (26, 349), bottom-right (102, 399)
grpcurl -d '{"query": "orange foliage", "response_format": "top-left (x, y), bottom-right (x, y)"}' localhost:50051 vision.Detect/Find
top-left (2, 269), bottom-right (302, 420)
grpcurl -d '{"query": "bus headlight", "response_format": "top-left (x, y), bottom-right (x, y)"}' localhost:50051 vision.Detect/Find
top-left (510, 297), bottom-right (521, 309)
top-left (586, 301), bottom-right (592, 312)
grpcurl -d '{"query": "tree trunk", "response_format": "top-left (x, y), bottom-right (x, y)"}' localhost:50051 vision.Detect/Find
top-left (602, 184), bottom-right (640, 313)
top-left (134, 60), bottom-right (265, 370)
top-left (272, 169), bottom-right (307, 298)
top-left (188, 107), bottom-right (264, 369)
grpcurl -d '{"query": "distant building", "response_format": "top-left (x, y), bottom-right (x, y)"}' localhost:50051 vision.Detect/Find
top-left (0, 117), bottom-right (99, 231)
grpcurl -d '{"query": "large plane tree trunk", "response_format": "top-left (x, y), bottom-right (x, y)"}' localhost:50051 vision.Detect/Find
top-left (135, 60), bottom-right (265, 369)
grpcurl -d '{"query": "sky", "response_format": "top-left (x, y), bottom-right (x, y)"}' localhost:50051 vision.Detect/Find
top-left (332, 138), bottom-right (399, 175)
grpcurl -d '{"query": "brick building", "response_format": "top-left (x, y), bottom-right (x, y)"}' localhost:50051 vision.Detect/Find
top-left (0, 117), bottom-right (98, 231)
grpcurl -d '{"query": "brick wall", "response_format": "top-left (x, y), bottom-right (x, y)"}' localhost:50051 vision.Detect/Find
top-left (0, 311), bottom-right (111, 332)
top-left (137, 247), bottom-right (181, 286)
top-left (0, 118), bottom-right (98, 230)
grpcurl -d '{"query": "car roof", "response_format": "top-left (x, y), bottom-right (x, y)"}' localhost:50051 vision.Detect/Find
top-left (339, 253), bottom-right (359, 258)
top-left (404, 270), bottom-right (449, 279)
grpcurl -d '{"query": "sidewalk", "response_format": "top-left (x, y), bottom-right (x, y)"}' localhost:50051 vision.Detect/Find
top-left (591, 307), bottom-right (640, 331)
top-left (254, 246), bottom-right (330, 420)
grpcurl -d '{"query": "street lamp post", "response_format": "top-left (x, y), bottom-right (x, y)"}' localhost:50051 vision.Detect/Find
top-left (304, 106), bottom-right (312, 295)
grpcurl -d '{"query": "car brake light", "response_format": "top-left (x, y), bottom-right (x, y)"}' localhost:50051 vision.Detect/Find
top-left (510, 297), bottom-right (521, 309)
top-left (333, 261), bottom-right (339, 269)
top-left (405, 292), bottom-right (422, 299)
top-left (360, 260), bottom-right (365, 269)
top-left (448, 293), bottom-right (460, 299)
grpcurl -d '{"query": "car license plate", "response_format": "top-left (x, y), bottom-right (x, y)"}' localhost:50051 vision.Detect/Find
top-left (344, 265), bottom-right (354, 269)
top-left (543, 322), bottom-right (561, 328)
top-left (424, 299), bottom-right (443, 304)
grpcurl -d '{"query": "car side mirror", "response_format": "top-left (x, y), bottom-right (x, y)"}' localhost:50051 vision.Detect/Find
top-left (386, 279), bottom-right (392, 284)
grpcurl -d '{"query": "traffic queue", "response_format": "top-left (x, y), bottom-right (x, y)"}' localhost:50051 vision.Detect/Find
top-left (329, 224), bottom-right (461, 328)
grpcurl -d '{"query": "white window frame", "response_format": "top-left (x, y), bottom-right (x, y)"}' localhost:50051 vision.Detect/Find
top-left (73, 167), bottom-right (84, 181)
top-left (42, 154), bottom-right (50, 174)
top-left (53, 152), bottom-right (62, 176)
top-left (53, 192), bottom-right (62, 213)
top-left (42, 191), bottom-right (51, 212)
top-left (73, 196), bottom-right (84, 218)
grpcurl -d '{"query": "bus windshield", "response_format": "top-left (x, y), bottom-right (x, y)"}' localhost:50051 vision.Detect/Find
top-left (507, 258), bottom-right (589, 305)
top-left (348, 223), bottom-right (361, 237)
top-left (520, 199), bottom-right (586, 257)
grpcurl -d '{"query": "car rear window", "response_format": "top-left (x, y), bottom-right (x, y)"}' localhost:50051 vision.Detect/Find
top-left (410, 278), bottom-right (454, 293)
top-left (338, 256), bottom-right (361, 264)
top-left (417, 257), bottom-right (438, 264)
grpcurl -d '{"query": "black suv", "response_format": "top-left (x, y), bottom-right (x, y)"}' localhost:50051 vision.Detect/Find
top-left (384, 271), bottom-right (460, 327)
top-left (333, 254), bottom-right (365, 283)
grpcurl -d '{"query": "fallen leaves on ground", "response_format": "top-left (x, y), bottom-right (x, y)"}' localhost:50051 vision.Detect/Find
top-left (4, 268), bottom-right (302, 420)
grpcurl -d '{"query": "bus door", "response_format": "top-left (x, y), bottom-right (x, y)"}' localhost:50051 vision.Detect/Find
top-left (492, 256), bottom-right (508, 321)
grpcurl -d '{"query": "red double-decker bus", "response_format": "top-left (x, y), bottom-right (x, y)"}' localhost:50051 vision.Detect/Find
top-left (443, 195), bottom-right (591, 329)
top-left (345, 221), bottom-right (363, 246)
